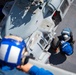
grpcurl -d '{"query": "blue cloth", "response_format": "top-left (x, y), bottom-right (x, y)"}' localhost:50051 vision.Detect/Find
top-left (29, 65), bottom-right (54, 75)
top-left (0, 68), bottom-right (29, 75)
top-left (61, 42), bottom-right (73, 55)
top-left (0, 66), bottom-right (53, 75)
top-left (2, 66), bottom-right (11, 71)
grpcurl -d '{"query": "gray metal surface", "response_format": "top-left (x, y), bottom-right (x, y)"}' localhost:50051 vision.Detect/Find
top-left (49, 0), bottom-right (76, 73)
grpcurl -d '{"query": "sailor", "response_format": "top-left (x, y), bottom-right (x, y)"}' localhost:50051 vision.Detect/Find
top-left (58, 28), bottom-right (74, 55)
top-left (0, 35), bottom-right (28, 70)
top-left (0, 35), bottom-right (53, 75)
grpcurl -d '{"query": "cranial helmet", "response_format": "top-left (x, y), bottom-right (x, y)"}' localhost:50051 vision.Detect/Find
top-left (0, 35), bottom-right (26, 69)
top-left (61, 28), bottom-right (72, 36)
top-left (61, 28), bottom-right (72, 41)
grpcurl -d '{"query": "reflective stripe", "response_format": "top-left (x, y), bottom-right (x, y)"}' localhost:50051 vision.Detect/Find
top-left (8, 46), bottom-right (20, 64)
top-left (62, 43), bottom-right (68, 48)
top-left (0, 44), bottom-right (8, 60)
top-left (62, 31), bottom-right (70, 36)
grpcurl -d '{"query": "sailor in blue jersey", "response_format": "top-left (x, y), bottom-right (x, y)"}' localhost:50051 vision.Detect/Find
top-left (51, 28), bottom-right (74, 55)
top-left (0, 35), bottom-right (28, 70)
top-left (0, 35), bottom-right (54, 75)
top-left (58, 28), bottom-right (74, 55)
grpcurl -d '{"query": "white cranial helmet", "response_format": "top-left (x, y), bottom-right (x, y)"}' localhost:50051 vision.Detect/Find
top-left (0, 35), bottom-right (26, 68)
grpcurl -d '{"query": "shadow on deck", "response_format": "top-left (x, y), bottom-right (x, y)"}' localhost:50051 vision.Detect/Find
top-left (48, 48), bottom-right (67, 65)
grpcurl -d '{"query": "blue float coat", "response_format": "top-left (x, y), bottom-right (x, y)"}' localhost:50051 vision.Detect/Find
top-left (29, 65), bottom-right (54, 75)
top-left (61, 42), bottom-right (73, 55)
